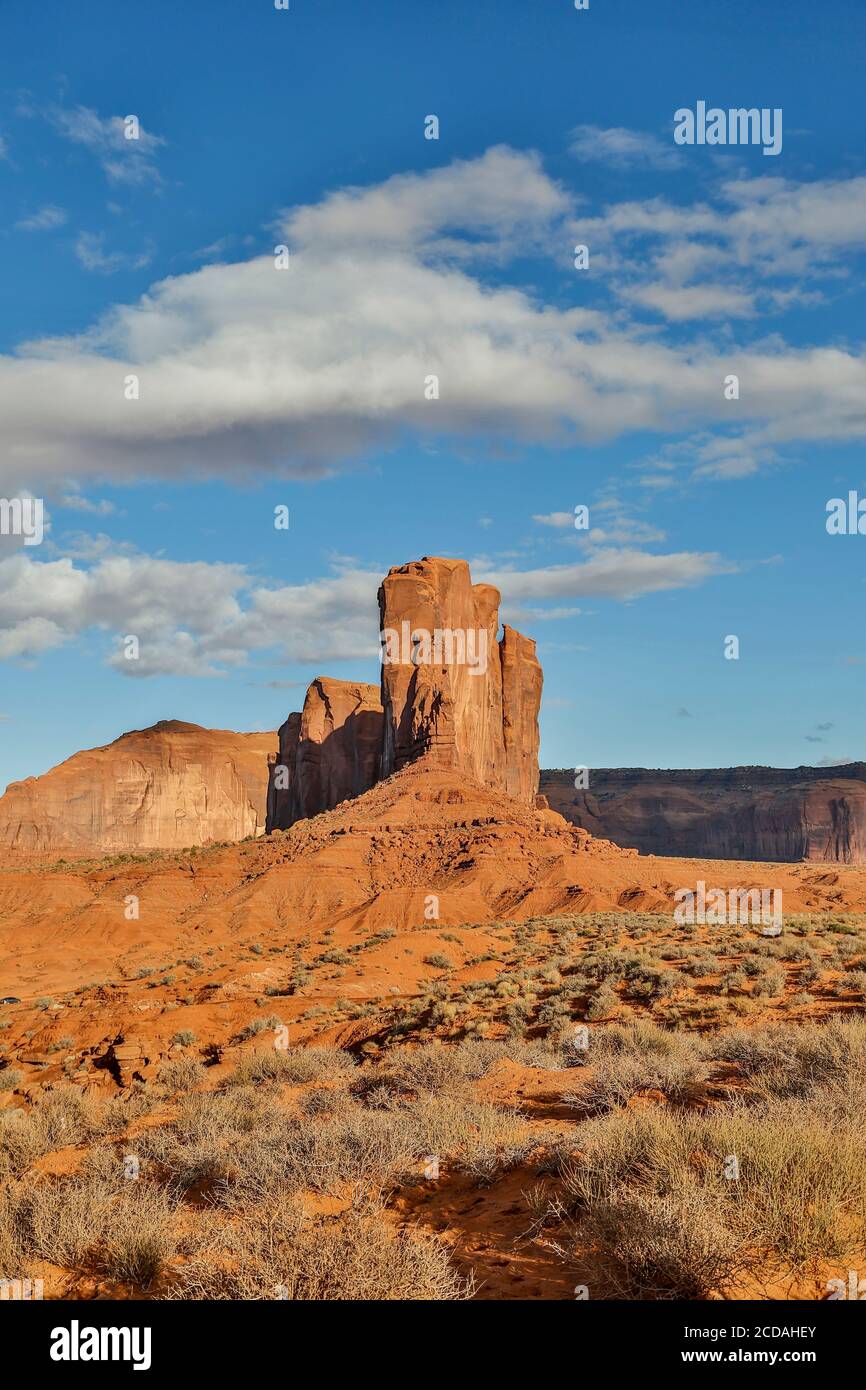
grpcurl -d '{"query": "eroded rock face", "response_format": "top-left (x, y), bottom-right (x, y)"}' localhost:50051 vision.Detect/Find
top-left (501, 624), bottom-right (543, 804)
top-left (269, 556), bottom-right (544, 831)
top-left (540, 765), bottom-right (866, 864)
top-left (267, 679), bottom-right (383, 831)
top-left (0, 721), bottom-right (276, 854)
top-left (378, 558), bottom-right (507, 786)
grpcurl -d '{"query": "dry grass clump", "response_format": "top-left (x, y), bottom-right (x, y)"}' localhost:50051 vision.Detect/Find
top-left (403, 1093), bottom-right (533, 1184)
top-left (157, 1057), bottom-right (205, 1093)
top-left (564, 1021), bottom-right (710, 1116)
top-left (164, 1194), bottom-right (470, 1301)
top-left (225, 1046), bottom-right (355, 1089)
top-left (580, 1181), bottom-right (743, 1299)
top-left (0, 1086), bottom-right (103, 1178)
top-left (1, 1168), bottom-right (177, 1289)
top-left (548, 1074), bottom-right (866, 1295)
top-left (381, 1040), bottom-right (517, 1095)
top-left (710, 1014), bottom-right (866, 1099)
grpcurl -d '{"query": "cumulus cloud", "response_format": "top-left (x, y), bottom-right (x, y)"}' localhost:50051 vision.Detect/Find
top-left (0, 540), bottom-right (730, 676)
top-left (569, 125), bottom-right (681, 170)
top-left (578, 172), bottom-right (866, 325)
top-left (478, 547), bottom-right (733, 605)
top-left (1, 148), bottom-right (866, 496)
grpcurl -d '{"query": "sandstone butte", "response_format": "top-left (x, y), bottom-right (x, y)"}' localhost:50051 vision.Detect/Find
top-left (0, 721), bottom-right (275, 855)
top-left (267, 556), bottom-right (544, 831)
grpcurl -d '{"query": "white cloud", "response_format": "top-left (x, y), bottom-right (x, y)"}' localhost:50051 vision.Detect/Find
top-left (532, 511), bottom-right (575, 529)
top-left (51, 105), bottom-right (164, 185)
top-left (478, 547), bottom-right (733, 604)
top-left (621, 281), bottom-right (755, 321)
top-left (569, 125), bottom-right (681, 170)
top-left (75, 231), bottom-right (153, 274)
top-left (15, 205), bottom-right (67, 232)
top-left (0, 541), bottom-right (731, 676)
top-left (1, 149), bottom-right (866, 496)
top-left (60, 493), bottom-right (115, 515)
top-left (578, 172), bottom-right (866, 327)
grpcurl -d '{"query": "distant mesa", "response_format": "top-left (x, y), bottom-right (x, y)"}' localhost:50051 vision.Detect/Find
top-left (267, 556), bottom-right (543, 831)
top-left (542, 764), bottom-right (866, 865)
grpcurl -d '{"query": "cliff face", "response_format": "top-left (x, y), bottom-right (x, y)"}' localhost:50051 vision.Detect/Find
top-left (266, 680), bottom-right (383, 832)
top-left (268, 556), bottom-right (543, 831)
top-left (0, 721), bottom-right (276, 854)
top-left (500, 624), bottom-right (544, 804)
top-left (541, 765), bottom-right (866, 864)
top-left (378, 558), bottom-right (507, 785)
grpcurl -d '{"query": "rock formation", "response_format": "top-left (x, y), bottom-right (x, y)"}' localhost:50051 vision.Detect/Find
top-left (0, 721), bottom-right (276, 855)
top-left (541, 765), bottom-right (866, 865)
top-left (267, 679), bottom-right (383, 832)
top-left (267, 557), bottom-right (543, 831)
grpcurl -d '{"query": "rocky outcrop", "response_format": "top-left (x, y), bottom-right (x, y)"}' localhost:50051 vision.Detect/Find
top-left (501, 624), bottom-right (544, 804)
top-left (378, 558), bottom-right (506, 786)
top-left (268, 557), bottom-right (543, 831)
top-left (541, 765), bottom-right (866, 864)
top-left (0, 721), bottom-right (276, 855)
top-left (267, 679), bottom-right (383, 831)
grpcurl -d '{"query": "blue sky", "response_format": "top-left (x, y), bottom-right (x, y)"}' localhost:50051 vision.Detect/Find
top-left (1, 0), bottom-right (865, 789)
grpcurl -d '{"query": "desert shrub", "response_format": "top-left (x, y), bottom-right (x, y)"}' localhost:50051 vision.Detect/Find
top-left (710, 1016), bottom-right (866, 1098)
top-left (565, 1049), bottom-right (709, 1117)
top-left (238, 1014), bottom-right (285, 1040)
top-left (158, 1057), bottom-right (205, 1093)
top-left (97, 1182), bottom-right (177, 1287)
top-left (163, 1195), bottom-right (469, 1301)
top-left (402, 1093), bottom-right (532, 1183)
top-left (846, 970), bottom-right (866, 1001)
top-left (9, 1176), bottom-right (109, 1268)
top-left (753, 966), bottom-right (786, 999)
top-left (582, 1181), bottom-right (743, 1299)
top-left (554, 1080), bottom-right (866, 1278)
top-left (0, 1086), bottom-right (98, 1177)
top-left (6, 1167), bottom-right (176, 1289)
top-left (586, 984), bottom-right (619, 1021)
top-left (577, 1020), bottom-right (706, 1066)
top-left (422, 954), bottom-right (453, 971)
top-left (170, 1030), bottom-right (197, 1047)
top-left (226, 1047), bottom-right (355, 1089)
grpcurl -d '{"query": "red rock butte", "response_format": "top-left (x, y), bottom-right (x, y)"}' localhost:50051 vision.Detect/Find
top-left (267, 556), bottom-right (543, 831)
